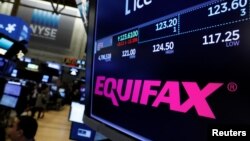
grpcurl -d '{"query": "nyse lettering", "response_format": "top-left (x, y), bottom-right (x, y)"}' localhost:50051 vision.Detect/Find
top-left (125, 0), bottom-right (152, 15)
top-left (30, 24), bottom-right (57, 39)
top-left (94, 76), bottom-right (223, 119)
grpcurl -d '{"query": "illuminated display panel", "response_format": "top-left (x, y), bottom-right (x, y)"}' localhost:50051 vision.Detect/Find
top-left (0, 95), bottom-right (18, 108)
top-left (26, 63), bottom-right (39, 72)
top-left (0, 82), bottom-right (22, 108)
top-left (41, 75), bottom-right (49, 82)
top-left (85, 0), bottom-right (250, 140)
top-left (4, 83), bottom-right (22, 96)
top-left (0, 38), bottom-right (14, 55)
top-left (69, 68), bottom-right (79, 76)
top-left (47, 62), bottom-right (61, 70)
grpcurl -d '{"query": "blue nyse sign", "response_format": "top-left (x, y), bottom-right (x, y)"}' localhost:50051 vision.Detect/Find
top-left (17, 1), bottom-right (76, 50)
top-left (30, 9), bottom-right (61, 40)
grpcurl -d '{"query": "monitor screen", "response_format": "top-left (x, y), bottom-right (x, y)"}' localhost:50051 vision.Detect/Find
top-left (51, 85), bottom-right (57, 91)
top-left (19, 57), bottom-right (24, 61)
top-left (26, 63), bottom-right (39, 72)
top-left (4, 82), bottom-right (22, 96)
top-left (24, 57), bottom-right (32, 63)
top-left (84, 0), bottom-right (250, 141)
top-left (59, 88), bottom-right (65, 93)
top-left (69, 68), bottom-right (78, 76)
top-left (0, 94), bottom-right (18, 108)
top-left (0, 38), bottom-right (14, 55)
top-left (41, 75), bottom-right (50, 83)
top-left (10, 69), bottom-right (18, 77)
top-left (80, 87), bottom-right (85, 93)
top-left (69, 122), bottom-right (95, 141)
top-left (59, 92), bottom-right (65, 98)
top-left (80, 87), bottom-right (86, 103)
top-left (58, 88), bottom-right (65, 98)
top-left (0, 48), bottom-right (7, 56)
top-left (69, 102), bottom-right (85, 124)
top-left (47, 62), bottom-right (61, 70)
top-left (77, 59), bottom-right (82, 64)
top-left (77, 60), bottom-right (85, 65)
top-left (19, 79), bottom-right (27, 86)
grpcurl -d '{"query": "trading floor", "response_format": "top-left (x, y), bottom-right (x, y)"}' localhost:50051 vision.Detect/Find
top-left (33, 106), bottom-right (71, 141)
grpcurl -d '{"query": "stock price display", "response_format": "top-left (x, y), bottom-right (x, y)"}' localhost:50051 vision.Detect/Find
top-left (96, 0), bottom-right (249, 61)
top-left (93, 0), bottom-right (250, 140)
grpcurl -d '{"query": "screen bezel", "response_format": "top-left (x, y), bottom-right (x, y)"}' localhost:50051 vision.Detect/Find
top-left (83, 0), bottom-right (136, 140)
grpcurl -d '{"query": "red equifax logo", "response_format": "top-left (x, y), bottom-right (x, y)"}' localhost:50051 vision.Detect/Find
top-left (94, 76), bottom-right (223, 119)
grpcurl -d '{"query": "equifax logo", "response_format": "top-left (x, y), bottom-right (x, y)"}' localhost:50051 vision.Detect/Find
top-left (94, 76), bottom-right (224, 119)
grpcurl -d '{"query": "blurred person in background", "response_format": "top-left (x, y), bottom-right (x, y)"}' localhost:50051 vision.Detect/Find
top-left (6, 115), bottom-right (38, 141)
top-left (31, 84), bottom-right (49, 119)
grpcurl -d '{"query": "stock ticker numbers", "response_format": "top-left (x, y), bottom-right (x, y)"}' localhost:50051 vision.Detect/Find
top-left (122, 48), bottom-right (136, 59)
top-left (202, 29), bottom-right (240, 47)
top-left (155, 17), bottom-right (178, 32)
top-left (152, 41), bottom-right (175, 54)
top-left (96, 0), bottom-right (250, 61)
top-left (116, 29), bottom-right (139, 47)
top-left (115, 29), bottom-right (138, 59)
top-left (138, 0), bottom-right (249, 53)
top-left (208, 0), bottom-right (248, 17)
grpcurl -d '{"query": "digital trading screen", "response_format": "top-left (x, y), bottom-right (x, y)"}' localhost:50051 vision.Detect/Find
top-left (41, 75), bottom-right (50, 83)
top-left (0, 83), bottom-right (22, 108)
top-left (4, 83), bottom-right (22, 96)
top-left (0, 95), bottom-right (18, 108)
top-left (0, 38), bottom-right (14, 55)
top-left (89, 0), bottom-right (250, 140)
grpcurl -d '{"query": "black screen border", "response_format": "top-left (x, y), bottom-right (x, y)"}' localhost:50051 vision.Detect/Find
top-left (83, 0), bottom-right (137, 140)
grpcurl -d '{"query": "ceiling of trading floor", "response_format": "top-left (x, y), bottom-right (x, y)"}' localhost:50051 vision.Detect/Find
top-left (42, 0), bottom-right (77, 8)
top-left (1, 0), bottom-right (77, 8)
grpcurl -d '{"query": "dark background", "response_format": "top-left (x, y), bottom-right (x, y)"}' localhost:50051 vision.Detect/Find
top-left (88, 0), bottom-right (250, 141)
